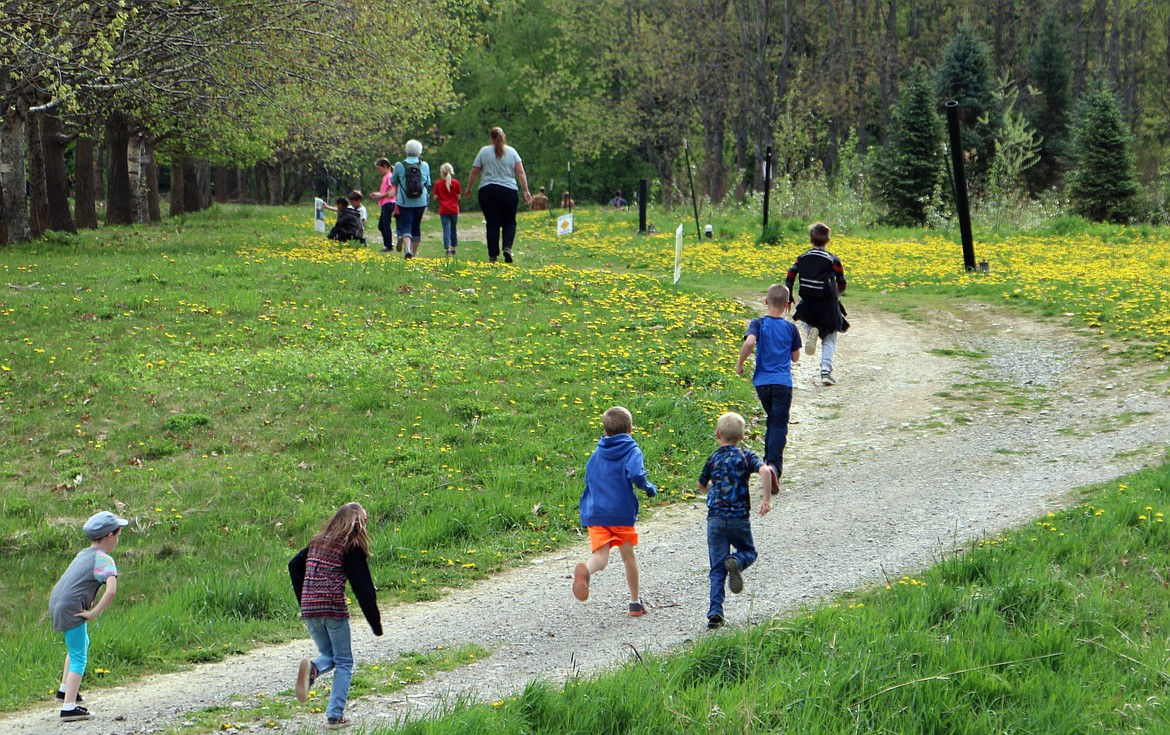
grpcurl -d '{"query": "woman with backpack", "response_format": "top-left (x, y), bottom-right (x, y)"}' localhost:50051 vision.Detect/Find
top-left (391, 139), bottom-right (432, 259)
top-left (465, 127), bottom-right (533, 263)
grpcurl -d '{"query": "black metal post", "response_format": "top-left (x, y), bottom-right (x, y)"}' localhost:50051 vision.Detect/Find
top-left (566, 161), bottom-right (572, 213)
top-left (638, 178), bottom-right (648, 233)
top-left (762, 145), bottom-right (772, 227)
top-left (945, 101), bottom-right (976, 271)
top-left (683, 140), bottom-right (701, 240)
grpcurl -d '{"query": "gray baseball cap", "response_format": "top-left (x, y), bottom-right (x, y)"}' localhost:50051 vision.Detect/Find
top-left (83, 511), bottom-right (129, 540)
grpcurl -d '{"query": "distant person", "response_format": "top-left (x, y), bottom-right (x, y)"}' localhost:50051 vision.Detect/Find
top-left (465, 127), bottom-right (533, 263)
top-left (391, 139), bottom-right (431, 259)
top-left (609, 191), bottom-right (628, 208)
top-left (530, 186), bottom-right (550, 211)
top-left (572, 406), bottom-right (658, 617)
top-left (432, 162), bottom-right (462, 257)
top-left (49, 511), bottom-right (129, 721)
top-left (326, 196), bottom-right (363, 243)
top-left (348, 191), bottom-right (367, 239)
top-left (370, 158), bottom-right (398, 252)
top-left (735, 283), bottom-right (801, 495)
top-left (289, 502), bottom-right (382, 731)
top-left (786, 222), bottom-right (849, 386)
top-left (560, 191), bottom-right (574, 209)
top-left (697, 413), bottom-right (774, 630)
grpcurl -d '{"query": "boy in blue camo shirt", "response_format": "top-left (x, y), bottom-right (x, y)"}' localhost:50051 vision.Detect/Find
top-left (697, 412), bottom-right (774, 629)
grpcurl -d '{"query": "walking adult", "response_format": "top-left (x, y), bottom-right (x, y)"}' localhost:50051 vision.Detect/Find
top-left (370, 158), bottom-right (398, 252)
top-left (465, 127), bottom-right (533, 263)
top-left (391, 140), bottom-right (431, 259)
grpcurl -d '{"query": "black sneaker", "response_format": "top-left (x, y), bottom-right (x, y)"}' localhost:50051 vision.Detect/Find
top-left (325, 716), bottom-right (351, 729)
top-left (707, 615), bottom-right (725, 629)
top-left (56, 690), bottom-right (83, 703)
top-left (60, 706), bottom-right (93, 721)
top-left (380, 247), bottom-right (392, 253)
top-left (725, 557), bottom-right (744, 594)
top-left (628, 600), bottom-right (647, 617)
top-left (503, 250), bottom-right (513, 263)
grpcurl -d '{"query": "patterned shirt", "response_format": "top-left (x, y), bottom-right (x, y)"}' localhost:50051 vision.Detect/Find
top-left (49, 547), bottom-right (118, 632)
top-left (699, 445), bottom-right (763, 519)
top-left (300, 541), bottom-right (350, 619)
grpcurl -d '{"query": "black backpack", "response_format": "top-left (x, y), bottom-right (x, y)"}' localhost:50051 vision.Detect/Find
top-left (402, 161), bottom-right (424, 198)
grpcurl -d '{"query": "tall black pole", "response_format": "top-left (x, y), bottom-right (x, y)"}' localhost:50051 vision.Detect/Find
top-left (945, 101), bottom-right (976, 271)
top-left (762, 145), bottom-right (773, 227)
top-left (638, 178), bottom-right (648, 233)
top-left (567, 161), bottom-right (572, 213)
top-left (683, 140), bottom-right (701, 239)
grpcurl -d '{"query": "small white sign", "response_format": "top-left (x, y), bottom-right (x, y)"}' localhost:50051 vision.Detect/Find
top-left (557, 213), bottom-right (573, 236)
top-left (674, 224), bottom-right (684, 284)
top-left (314, 198), bottom-right (326, 233)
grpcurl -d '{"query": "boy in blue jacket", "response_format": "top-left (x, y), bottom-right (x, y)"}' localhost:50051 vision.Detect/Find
top-left (572, 406), bottom-right (658, 616)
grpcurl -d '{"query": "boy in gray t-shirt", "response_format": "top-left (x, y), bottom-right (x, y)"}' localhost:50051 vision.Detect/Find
top-left (48, 511), bottom-right (127, 721)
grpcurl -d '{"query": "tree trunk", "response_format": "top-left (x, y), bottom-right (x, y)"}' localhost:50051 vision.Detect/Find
top-left (104, 112), bottom-right (134, 225)
top-left (127, 132), bottom-right (145, 224)
top-left (41, 113), bottom-right (75, 233)
top-left (74, 131), bottom-right (99, 229)
top-left (170, 156), bottom-right (186, 216)
top-left (182, 157), bottom-right (202, 213)
top-left (230, 168), bottom-right (244, 201)
top-left (26, 112), bottom-right (49, 238)
top-left (197, 163), bottom-right (212, 210)
top-left (214, 167), bottom-right (229, 204)
top-left (0, 111), bottom-right (30, 243)
top-left (144, 137), bottom-right (161, 222)
top-left (267, 160), bottom-right (283, 205)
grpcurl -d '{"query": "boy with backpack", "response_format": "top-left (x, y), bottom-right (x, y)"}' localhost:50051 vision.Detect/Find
top-left (786, 222), bottom-right (849, 385)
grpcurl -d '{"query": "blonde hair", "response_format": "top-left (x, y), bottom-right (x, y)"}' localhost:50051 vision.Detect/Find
top-left (440, 162), bottom-right (455, 191)
top-left (809, 222), bottom-right (831, 247)
top-left (311, 502), bottom-right (370, 557)
top-left (490, 127), bottom-right (506, 158)
top-left (766, 283), bottom-right (790, 307)
top-left (716, 412), bottom-right (746, 443)
top-left (602, 406), bottom-right (633, 436)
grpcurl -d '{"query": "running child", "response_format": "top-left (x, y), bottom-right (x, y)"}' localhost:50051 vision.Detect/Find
top-left (785, 222), bottom-right (849, 385)
top-left (49, 511), bottom-right (128, 721)
top-left (572, 406), bottom-right (658, 616)
top-left (289, 502), bottom-right (382, 730)
top-left (698, 413), bottom-right (774, 629)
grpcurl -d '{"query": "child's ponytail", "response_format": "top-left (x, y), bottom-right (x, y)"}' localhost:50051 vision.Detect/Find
top-left (440, 162), bottom-right (454, 192)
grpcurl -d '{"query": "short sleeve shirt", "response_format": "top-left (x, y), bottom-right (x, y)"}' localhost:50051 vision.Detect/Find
top-left (699, 445), bottom-right (763, 518)
top-left (747, 316), bottom-right (801, 387)
top-left (49, 547), bottom-right (117, 632)
top-left (472, 145), bottom-right (522, 190)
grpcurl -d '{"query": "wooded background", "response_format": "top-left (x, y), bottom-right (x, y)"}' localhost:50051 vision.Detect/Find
top-left (2, 0), bottom-right (1167, 243)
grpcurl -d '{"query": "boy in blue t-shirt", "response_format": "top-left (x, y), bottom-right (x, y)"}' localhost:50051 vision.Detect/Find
top-left (735, 283), bottom-right (801, 496)
top-left (698, 412), bottom-right (775, 629)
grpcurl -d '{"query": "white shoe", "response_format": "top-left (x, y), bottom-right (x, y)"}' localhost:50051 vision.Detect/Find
top-left (805, 328), bottom-right (818, 355)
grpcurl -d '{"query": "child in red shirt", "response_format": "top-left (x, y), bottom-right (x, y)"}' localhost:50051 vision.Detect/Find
top-left (433, 163), bottom-right (462, 256)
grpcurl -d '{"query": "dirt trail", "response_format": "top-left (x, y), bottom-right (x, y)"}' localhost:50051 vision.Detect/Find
top-left (6, 301), bottom-right (1170, 734)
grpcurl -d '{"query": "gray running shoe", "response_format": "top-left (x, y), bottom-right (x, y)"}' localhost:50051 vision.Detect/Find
top-left (821, 371), bottom-right (836, 386)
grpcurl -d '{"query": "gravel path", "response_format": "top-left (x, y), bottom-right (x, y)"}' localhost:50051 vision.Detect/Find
top-left (6, 300), bottom-right (1169, 734)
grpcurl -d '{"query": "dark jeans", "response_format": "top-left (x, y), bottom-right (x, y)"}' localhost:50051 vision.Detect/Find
top-left (378, 202), bottom-right (396, 248)
top-left (707, 515), bottom-right (757, 618)
top-left (397, 205), bottom-right (425, 241)
top-left (755, 383), bottom-right (792, 477)
top-left (477, 184), bottom-right (519, 259)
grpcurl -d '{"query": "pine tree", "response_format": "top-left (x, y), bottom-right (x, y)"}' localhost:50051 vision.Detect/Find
top-left (1025, 11), bottom-right (1071, 191)
top-left (875, 65), bottom-right (945, 226)
top-left (935, 26), bottom-right (998, 181)
top-left (1067, 83), bottom-right (1143, 223)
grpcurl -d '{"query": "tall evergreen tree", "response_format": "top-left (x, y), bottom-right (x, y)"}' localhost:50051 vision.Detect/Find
top-left (1024, 11), bottom-right (1072, 191)
top-left (875, 65), bottom-right (945, 226)
top-left (935, 26), bottom-right (998, 181)
top-left (1067, 83), bottom-right (1143, 223)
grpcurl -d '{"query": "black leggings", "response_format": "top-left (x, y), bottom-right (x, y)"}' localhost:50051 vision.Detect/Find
top-left (477, 184), bottom-right (519, 259)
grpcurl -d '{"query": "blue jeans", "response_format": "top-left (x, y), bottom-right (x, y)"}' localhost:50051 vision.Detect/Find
top-left (397, 205), bottom-right (425, 241)
top-left (754, 384), bottom-right (792, 476)
top-left (441, 213), bottom-right (459, 249)
top-left (707, 515), bottom-right (757, 618)
top-left (305, 617), bottom-right (354, 720)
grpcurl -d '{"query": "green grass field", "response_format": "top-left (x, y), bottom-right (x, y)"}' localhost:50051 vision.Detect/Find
top-left (3, 205), bottom-right (1170, 732)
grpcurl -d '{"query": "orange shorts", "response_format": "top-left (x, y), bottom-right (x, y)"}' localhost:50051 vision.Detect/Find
top-left (588, 525), bottom-right (639, 552)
